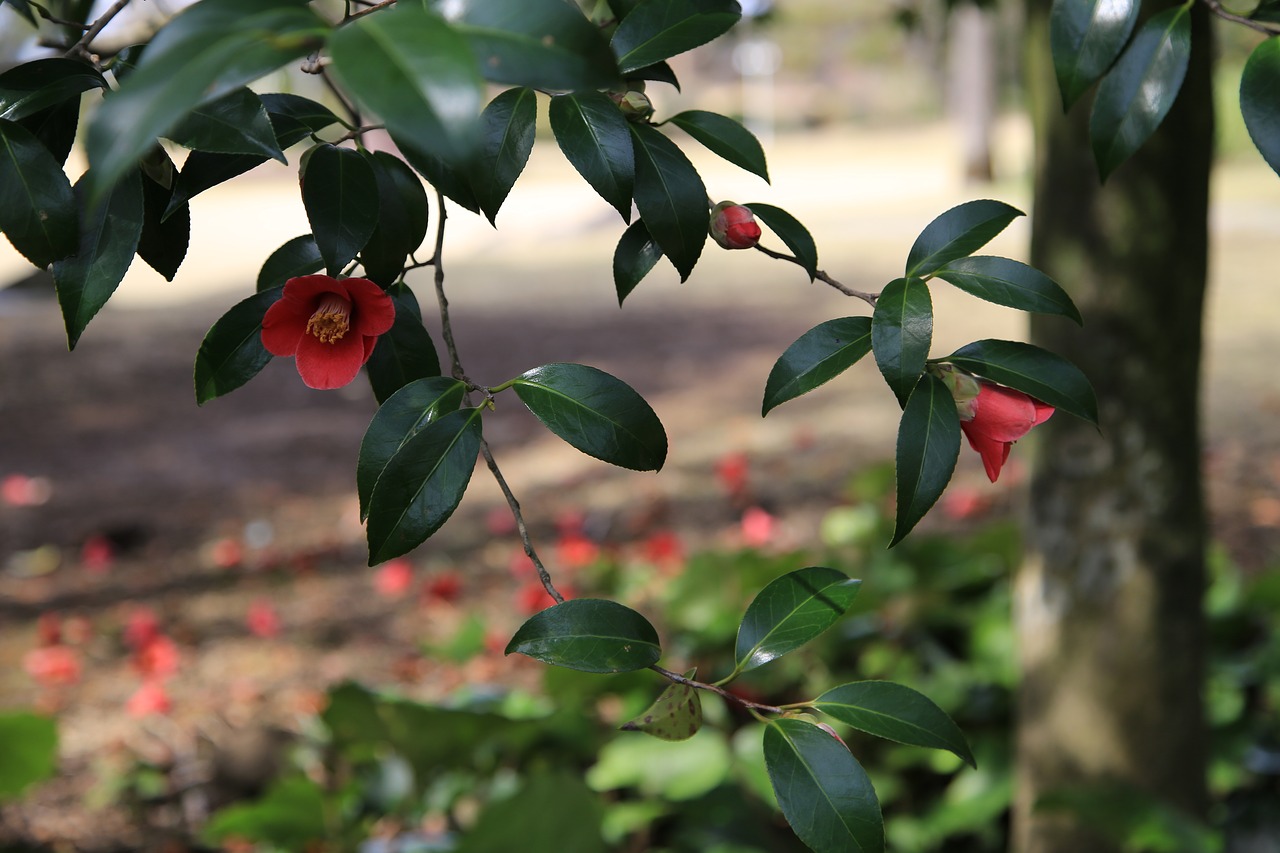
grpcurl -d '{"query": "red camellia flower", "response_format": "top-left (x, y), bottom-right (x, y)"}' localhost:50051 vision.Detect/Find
top-left (261, 275), bottom-right (395, 390)
top-left (709, 201), bottom-right (762, 250)
top-left (958, 379), bottom-right (1055, 483)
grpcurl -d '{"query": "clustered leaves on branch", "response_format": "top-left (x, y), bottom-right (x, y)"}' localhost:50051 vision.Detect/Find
top-left (3, 0), bottom-right (1278, 849)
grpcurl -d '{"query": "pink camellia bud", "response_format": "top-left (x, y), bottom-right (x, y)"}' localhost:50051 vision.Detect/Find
top-left (950, 374), bottom-right (1055, 483)
top-left (709, 201), bottom-right (762, 250)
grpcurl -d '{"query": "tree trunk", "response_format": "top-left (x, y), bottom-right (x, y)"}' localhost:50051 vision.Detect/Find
top-left (1015, 2), bottom-right (1214, 851)
top-left (948, 1), bottom-right (998, 182)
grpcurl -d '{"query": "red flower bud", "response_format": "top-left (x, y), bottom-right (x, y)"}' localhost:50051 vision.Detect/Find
top-left (952, 376), bottom-right (1054, 483)
top-left (709, 201), bottom-right (762, 250)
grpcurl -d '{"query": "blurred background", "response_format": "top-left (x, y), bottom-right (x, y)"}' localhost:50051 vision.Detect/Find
top-left (1, 1), bottom-right (1278, 851)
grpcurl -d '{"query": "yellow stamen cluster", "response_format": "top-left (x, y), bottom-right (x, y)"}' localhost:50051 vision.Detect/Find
top-left (306, 294), bottom-right (352, 344)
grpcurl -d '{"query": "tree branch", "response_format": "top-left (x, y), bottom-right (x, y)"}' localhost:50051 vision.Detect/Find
top-left (67, 0), bottom-right (131, 59)
top-left (752, 243), bottom-right (879, 306)
top-left (649, 665), bottom-right (785, 714)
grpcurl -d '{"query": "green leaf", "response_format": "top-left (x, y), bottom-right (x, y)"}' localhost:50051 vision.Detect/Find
top-left (613, 219), bottom-right (662, 304)
top-left (0, 712), bottom-right (57, 800)
top-left (458, 771), bottom-right (607, 853)
top-left (505, 598), bottom-right (661, 673)
top-left (588, 727), bottom-right (733, 801)
top-left (357, 376), bottom-right (466, 521)
top-left (511, 362), bottom-right (667, 471)
top-left (394, 132), bottom-right (481, 213)
top-left (1255, 0), bottom-right (1280, 23)
top-left (549, 90), bottom-right (635, 221)
top-left (891, 373), bottom-right (960, 546)
top-left (53, 171), bottom-right (144, 349)
top-left (449, 0), bottom-right (621, 91)
top-left (666, 109), bottom-right (768, 181)
top-left (1241, 37), bottom-right (1280, 179)
top-left (259, 92), bottom-right (342, 142)
top-left (940, 338), bottom-right (1100, 425)
top-left (1049, 0), bottom-right (1140, 109)
top-left (629, 59), bottom-right (682, 90)
top-left (744, 202), bottom-right (817, 281)
top-left (329, 3), bottom-right (482, 166)
top-left (84, 0), bottom-right (328, 200)
top-left (871, 277), bottom-right (933, 407)
top-left (18, 99), bottom-right (80, 167)
top-left (365, 406), bottom-right (483, 564)
top-left (359, 150), bottom-right (429, 287)
top-left (621, 675), bottom-right (703, 741)
top-left (364, 285), bottom-right (442, 406)
top-left (734, 567), bottom-right (862, 674)
top-left (0, 57), bottom-right (106, 122)
top-left (629, 122), bottom-right (707, 281)
top-left (257, 235), bottom-right (323, 292)
top-left (355, 376), bottom-right (465, 517)
top-left (165, 87), bottom-right (284, 162)
top-left (300, 143), bottom-right (380, 275)
top-left (933, 255), bottom-right (1082, 324)
top-left (202, 777), bottom-right (327, 849)
top-left (814, 681), bottom-right (975, 768)
top-left (764, 718), bottom-right (883, 853)
top-left (471, 87), bottom-right (537, 224)
top-left (762, 317), bottom-right (872, 415)
top-left (0, 118), bottom-right (77, 268)
top-left (194, 287), bottom-right (281, 405)
top-left (905, 199), bottom-right (1023, 278)
top-left (136, 150), bottom-right (190, 281)
top-left (1089, 5), bottom-right (1191, 182)
top-left (611, 0), bottom-right (742, 74)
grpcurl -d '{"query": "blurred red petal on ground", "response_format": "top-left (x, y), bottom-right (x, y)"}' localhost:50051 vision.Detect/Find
top-left (374, 558), bottom-right (414, 598)
top-left (716, 452), bottom-right (750, 496)
top-left (516, 581), bottom-right (574, 615)
top-left (485, 506), bottom-right (517, 535)
top-left (126, 680), bottom-right (172, 718)
top-left (422, 570), bottom-right (463, 604)
top-left (2, 473), bottom-right (51, 507)
top-left (133, 635), bottom-right (180, 679)
top-left (557, 532), bottom-right (600, 568)
top-left (941, 486), bottom-right (992, 521)
top-left (740, 506), bottom-right (776, 547)
top-left (246, 599), bottom-right (282, 638)
top-left (639, 530), bottom-right (684, 570)
top-left (23, 645), bottom-right (82, 686)
top-left (80, 534), bottom-right (116, 573)
top-left (36, 611), bottom-right (62, 646)
top-left (123, 607), bottom-right (161, 650)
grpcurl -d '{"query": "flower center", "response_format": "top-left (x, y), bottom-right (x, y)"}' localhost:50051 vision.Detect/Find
top-left (306, 294), bottom-right (352, 344)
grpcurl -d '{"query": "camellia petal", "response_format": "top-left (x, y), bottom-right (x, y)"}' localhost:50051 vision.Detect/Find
top-left (951, 376), bottom-right (1055, 482)
top-left (345, 278), bottom-right (396, 336)
top-left (295, 330), bottom-right (367, 389)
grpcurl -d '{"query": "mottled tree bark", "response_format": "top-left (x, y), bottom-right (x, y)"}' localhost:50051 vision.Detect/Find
top-left (1015, 2), bottom-right (1214, 851)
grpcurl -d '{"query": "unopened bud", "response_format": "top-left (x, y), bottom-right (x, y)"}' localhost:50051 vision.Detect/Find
top-left (929, 363), bottom-right (981, 420)
top-left (709, 201), bottom-right (762, 250)
top-left (609, 88), bottom-right (653, 122)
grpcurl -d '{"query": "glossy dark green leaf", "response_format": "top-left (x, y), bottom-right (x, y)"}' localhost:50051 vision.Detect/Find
top-left (84, 0), bottom-right (328, 200)
top-left (1089, 5), bottom-right (1190, 182)
top-left (764, 718), bottom-right (883, 853)
top-left (891, 373), bottom-right (960, 547)
top-left (934, 255), bottom-right (1082, 324)
top-left (629, 60), bottom-right (682, 90)
top-left (165, 87), bottom-right (284, 161)
top-left (941, 338), bottom-right (1099, 425)
top-left (394, 132), bottom-right (481, 213)
top-left (0, 57), bottom-right (106, 122)
top-left (471, 87), bottom-right (537, 224)
top-left (365, 285), bottom-right (442, 406)
top-left (0, 118), bottom-right (77, 268)
top-left (512, 362), bottom-right (667, 471)
top-left (457, 771), bottom-right (607, 853)
top-left (762, 317), bottom-right (872, 416)
top-left (745, 202), bottom-right (817, 281)
top-left (620, 675), bottom-right (703, 741)
top-left (257, 235), bottom-right (323, 292)
top-left (814, 681), bottom-right (975, 768)
top-left (549, 90), bottom-right (635, 221)
top-left (194, 287), bottom-right (281, 405)
top-left (0, 711), bottom-right (57, 799)
top-left (366, 407), bottom-right (483, 564)
top-left (136, 150), bottom-right (189, 281)
top-left (629, 122), bottom-right (706, 281)
top-left (905, 199), bottom-right (1023, 278)
top-left (357, 376), bottom-right (466, 521)
top-left (17, 99), bottom-right (80, 167)
top-left (1254, 1), bottom-right (1280, 23)
top-left (735, 567), bottom-right (862, 673)
top-left (329, 3), bottom-right (482, 165)
top-left (1241, 37), bottom-right (1280, 179)
top-left (167, 94), bottom-right (340, 217)
top-left (871, 277), bottom-right (933, 407)
top-left (53, 171), bottom-right (144, 349)
top-left (1049, 0), bottom-right (1139, 109)
top-left (360, 150), bottom-right (429, 286)
top-left (449, 0), bottom-right (620, 91)
top-left (505, 599), bottom-right (661, 673)
top-left (301, 143), bottom-right (380, 275)
top-left (611, 0), bottom-right (742, 74)
top-left (667, 109), bottom-right (768, 181)
top-left (613, 219), bottom-right (662, 304)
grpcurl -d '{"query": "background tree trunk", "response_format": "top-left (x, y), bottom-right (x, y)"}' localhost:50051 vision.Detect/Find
top-left (1015, 2), bottom-right (1214, 851)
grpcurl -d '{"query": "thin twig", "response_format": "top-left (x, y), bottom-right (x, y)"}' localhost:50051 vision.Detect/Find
top-left (67, 0), bottom-right (131, 59)
top-left (649, 665), bottom-right (786, 714)
top-left (346, 0), bottom-right (397, 23)
top-left (479, 444), bottom-right (565, 603)
top-left (1201, 0), bottom-right (1280, 34)
top-left (753, 243), bottom-right (879, 306)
